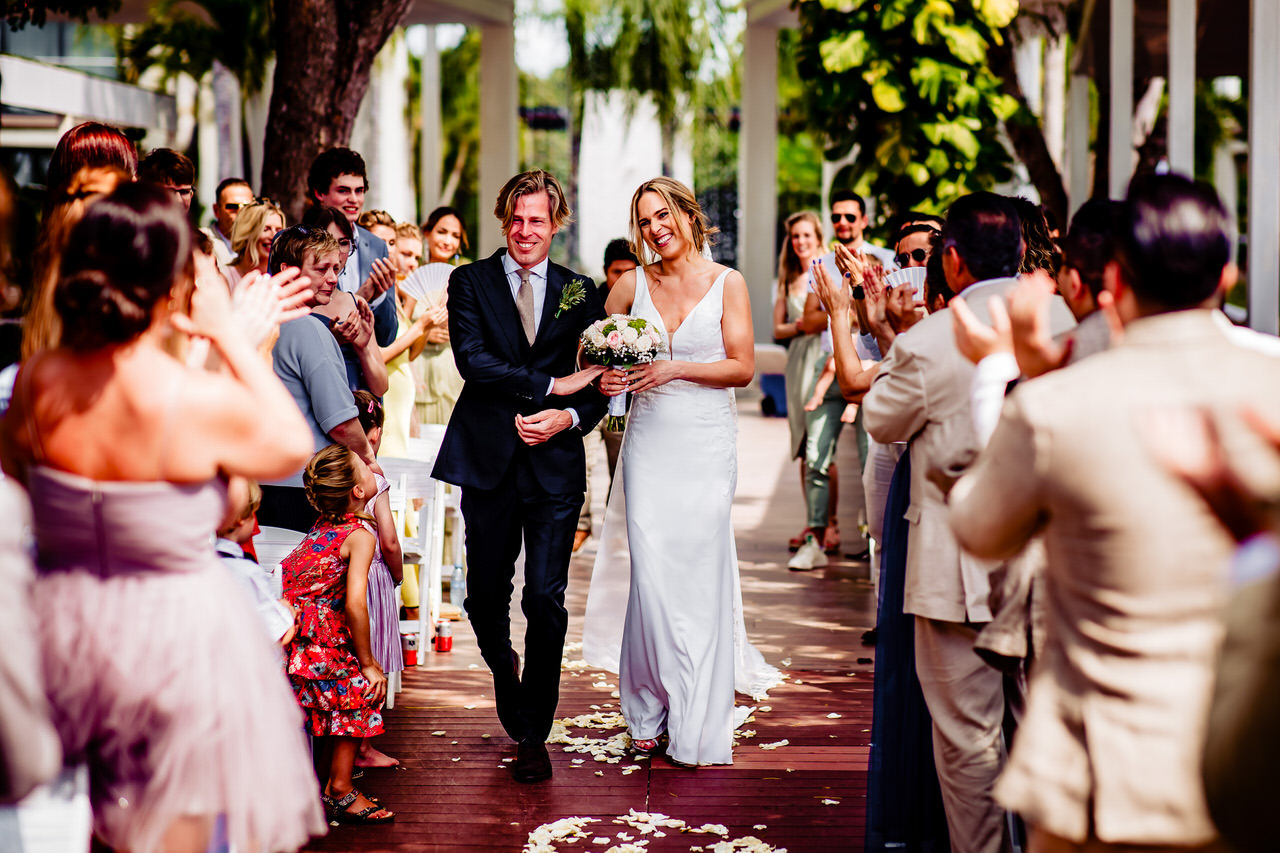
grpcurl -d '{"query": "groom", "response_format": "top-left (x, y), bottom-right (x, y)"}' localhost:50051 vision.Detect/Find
top-left (432, 170), bottom-right (608, 783)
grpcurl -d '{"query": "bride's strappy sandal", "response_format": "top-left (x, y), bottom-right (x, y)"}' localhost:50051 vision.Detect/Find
top-left (630, 732), bottom-right (668, 757)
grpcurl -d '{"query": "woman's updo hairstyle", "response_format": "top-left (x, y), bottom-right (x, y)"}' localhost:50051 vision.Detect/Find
top-left (303, 443), bottom-right (370, 524)
top-left (54, 182), bottom-right (190, 351)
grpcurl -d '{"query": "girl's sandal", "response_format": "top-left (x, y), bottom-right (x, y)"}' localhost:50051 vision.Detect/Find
top-left (326, 790), bottom-right (394, 825)
top-left (630, 732), bottom-right (668, 757)
top-left (823, 523), bottom-right (841, 555)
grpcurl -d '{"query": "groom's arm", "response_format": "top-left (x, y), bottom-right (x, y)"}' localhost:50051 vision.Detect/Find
top-left (449, 263), bottom-right (552, 407)
top-left (558, 282), bottom-right (609, 431)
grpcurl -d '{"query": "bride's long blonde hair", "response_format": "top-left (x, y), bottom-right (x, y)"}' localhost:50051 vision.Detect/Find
top-left (627, 177), bottom-right (718, 265)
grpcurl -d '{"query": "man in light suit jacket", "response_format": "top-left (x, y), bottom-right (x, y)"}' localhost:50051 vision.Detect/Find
top-left (307, 148), bottom-right (398, 385)
top-left (949, 174), bottom-right (1280, 852)
top-left (861, 192), bottom-right (1075, 853)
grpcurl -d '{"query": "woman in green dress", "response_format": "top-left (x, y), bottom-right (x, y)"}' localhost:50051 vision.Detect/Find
top-left (771, 211), bottom-right (831, 552)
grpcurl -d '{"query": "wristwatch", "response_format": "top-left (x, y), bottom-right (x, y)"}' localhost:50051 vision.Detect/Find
top-left (851, 285), bottom-right (865, 300)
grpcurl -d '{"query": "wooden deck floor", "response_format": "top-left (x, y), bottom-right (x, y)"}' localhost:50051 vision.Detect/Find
top-left (305, 406), bottom-right (875, 852)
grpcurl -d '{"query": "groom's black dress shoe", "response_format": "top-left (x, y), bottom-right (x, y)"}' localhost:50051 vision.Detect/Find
top-left (494, 649), bottom-right (527, 742)
top-left (513, 738), bottom-right (553, 783)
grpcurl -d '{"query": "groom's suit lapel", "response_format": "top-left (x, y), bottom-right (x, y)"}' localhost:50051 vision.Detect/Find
top-left (536, 264), bottom-right (564, 347)
top-left (475, 249), bottom-right (527, 356)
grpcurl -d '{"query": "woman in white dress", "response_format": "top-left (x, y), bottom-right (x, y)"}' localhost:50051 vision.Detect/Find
top-left (582, 177), bottom-right (781, 766)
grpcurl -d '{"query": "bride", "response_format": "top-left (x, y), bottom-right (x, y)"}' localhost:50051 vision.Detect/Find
top-left (582, 177), bottom-right (781, 766)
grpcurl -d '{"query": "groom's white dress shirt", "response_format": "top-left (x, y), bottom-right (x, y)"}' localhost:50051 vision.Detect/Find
top-left (502, 252), bottom-right (550, 332)
top-left (501, 251), bottom-right (579, 427)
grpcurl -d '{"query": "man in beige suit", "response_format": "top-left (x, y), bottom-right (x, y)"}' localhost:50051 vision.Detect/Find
top-left (949, 174), bottom-right (1280, 853)
top-left (862, 192), bottom-right (1075, 853)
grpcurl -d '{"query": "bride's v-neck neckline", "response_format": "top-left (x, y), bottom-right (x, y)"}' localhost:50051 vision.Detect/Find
top-left (643, 266), bottom-right (722, 344)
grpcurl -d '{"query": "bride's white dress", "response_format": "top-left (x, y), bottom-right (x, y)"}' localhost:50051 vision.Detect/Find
top-left (582, 265), bottom-right (781, 766)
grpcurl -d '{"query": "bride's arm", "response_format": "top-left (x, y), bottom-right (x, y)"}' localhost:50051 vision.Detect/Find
top-left (626, 270), bottom-right (755, 392)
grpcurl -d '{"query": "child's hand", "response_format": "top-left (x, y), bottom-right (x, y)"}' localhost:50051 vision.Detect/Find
top-left (362, 663), bottom-right (387, 706)
top-left (804, 395), bottom-right (822, 412)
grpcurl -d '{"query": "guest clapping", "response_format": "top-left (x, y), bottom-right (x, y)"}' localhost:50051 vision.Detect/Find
top-left (1, 182), bottom-right (324, 853)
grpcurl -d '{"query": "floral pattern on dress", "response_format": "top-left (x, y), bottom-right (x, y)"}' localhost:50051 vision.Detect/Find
top-left (282, 514), bottom-right (385, 738)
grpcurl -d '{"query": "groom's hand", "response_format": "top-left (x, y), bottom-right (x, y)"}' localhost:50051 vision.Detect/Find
top-left (516, 409), bottom-right (574, 445)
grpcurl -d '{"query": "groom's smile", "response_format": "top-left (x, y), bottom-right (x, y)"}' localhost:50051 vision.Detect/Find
top-left (505, 191), bottom-right (560, 268)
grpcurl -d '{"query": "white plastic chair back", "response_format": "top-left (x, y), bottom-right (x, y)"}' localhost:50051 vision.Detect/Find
top-left (253, 526), bottom-right (306, 599)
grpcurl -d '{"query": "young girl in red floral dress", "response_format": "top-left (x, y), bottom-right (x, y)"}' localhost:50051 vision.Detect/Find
top-left (283, 443), bottom-right (394, 825)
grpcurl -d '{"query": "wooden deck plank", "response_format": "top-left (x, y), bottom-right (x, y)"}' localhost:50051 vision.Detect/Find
top-left (304, 409), bottom-right (873, 852)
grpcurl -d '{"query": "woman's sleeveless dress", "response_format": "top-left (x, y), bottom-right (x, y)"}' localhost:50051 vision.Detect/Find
top-left (282, 514), bottom-right (387, 737)
top-left (27, 465), bottom-right (326, 853)
top-left (379, 302), bottom-right (415, 459)
top-left (363, 473), bottom-right (404, 674)
top-left (413, 289), bottom-right (464, 427)
top-left (582, 266), bottom-right (781, 766)
top-left (782, 284), bottom-right (823, 459)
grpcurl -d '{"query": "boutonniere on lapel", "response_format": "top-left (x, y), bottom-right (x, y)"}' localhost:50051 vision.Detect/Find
top-left (555, 278), bottom-right (589, 318)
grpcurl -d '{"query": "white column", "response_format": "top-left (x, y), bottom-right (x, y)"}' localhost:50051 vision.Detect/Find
top-left (1249, 0), bottom-right (1280, 334)
top-left (1109, 0), bottom-right (1134, 198)
top-left (738, 22), bottom-right (779, 342)
top-left (1043, 37), bottom-right (1067, 171)
top-left (1067, 74), bottom-right (1091, 215)
top-left (1167, 0), bottom-right (1196, 175)
top-left (478, 21), bottom-right (518, 256)
top-left (418, 25), bottom-right (442, 223)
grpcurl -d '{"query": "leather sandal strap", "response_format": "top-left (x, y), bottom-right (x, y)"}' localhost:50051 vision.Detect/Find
top-left (332, 791), bottom-right (359, 810)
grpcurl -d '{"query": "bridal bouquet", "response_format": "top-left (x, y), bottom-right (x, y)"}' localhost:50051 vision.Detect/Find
top-left (580, 314), bottom-right (667, 430)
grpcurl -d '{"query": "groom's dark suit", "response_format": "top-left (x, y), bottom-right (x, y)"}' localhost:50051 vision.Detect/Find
top-left (433, 248), bottom-right (607, 744)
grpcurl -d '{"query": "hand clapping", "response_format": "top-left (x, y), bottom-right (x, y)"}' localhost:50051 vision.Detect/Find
top-left (357, 257), bottom-right (396, 304)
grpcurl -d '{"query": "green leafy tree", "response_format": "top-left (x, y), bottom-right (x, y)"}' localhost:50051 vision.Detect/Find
top-left (794, 0), bottom-right (1025, 220)
top-left (118, 0), bottom-right (273, 96)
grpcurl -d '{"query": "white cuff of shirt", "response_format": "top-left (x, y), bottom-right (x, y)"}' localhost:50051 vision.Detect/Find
top-left (970, 351), bottom-right (1019, 447)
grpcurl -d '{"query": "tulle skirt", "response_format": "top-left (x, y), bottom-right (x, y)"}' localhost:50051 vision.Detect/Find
top-left (32, 561), bottom-right (327, 853)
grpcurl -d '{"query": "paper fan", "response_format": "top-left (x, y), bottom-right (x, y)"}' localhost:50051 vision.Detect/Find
top-left (401, 262), bottom-right (455, 301)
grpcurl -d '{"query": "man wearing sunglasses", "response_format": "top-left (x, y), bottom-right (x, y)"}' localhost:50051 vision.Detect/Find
top-left (202, 177), bottom-right (253, 267)
top-left (830, 190), bottom-right (896, 268)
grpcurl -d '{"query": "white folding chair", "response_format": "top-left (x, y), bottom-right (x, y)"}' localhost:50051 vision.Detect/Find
top-left (379, 457), bottom-right (449, 659)
top-left (253, 526), bottom-right (305, 599)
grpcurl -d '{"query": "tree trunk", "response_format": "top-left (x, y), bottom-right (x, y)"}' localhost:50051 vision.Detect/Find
top-left (989, 29), bottom-right (1068, 227)
top-left (260, 0), bottom-right (413, 222)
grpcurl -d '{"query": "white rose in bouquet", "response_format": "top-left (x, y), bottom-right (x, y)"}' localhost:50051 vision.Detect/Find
top-left (621, 326), bottom-right (640, 345)
top-left (635, 334), bottom-right (654, 353)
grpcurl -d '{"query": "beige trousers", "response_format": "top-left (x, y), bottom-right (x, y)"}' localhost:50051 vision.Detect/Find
top-left (914, 616), bottom-right (1011, 853)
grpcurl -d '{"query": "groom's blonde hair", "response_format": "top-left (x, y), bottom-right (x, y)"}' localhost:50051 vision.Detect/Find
top-left (494, 170), bottom-right (573, 233)
top-left (628, 177), bottom-right (718, 264)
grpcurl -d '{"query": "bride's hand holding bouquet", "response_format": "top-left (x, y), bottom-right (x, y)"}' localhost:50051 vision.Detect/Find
top-left (583, 315), bottom-right (669, 430)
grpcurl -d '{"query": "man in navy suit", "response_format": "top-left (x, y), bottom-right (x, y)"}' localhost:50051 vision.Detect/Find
top-left (432, 170), bottom-right (607, 783)
top-left (307, 148), bottom-right (398, 385)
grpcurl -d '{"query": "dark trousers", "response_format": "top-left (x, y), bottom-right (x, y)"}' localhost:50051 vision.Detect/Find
top-left (258, 485), bottom-right (319, 533)
top-left (460, 449), bottom-right (581, 743)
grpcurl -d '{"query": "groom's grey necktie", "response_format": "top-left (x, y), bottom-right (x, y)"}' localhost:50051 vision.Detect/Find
top-left (516, 267), bottom-right (536, 344)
